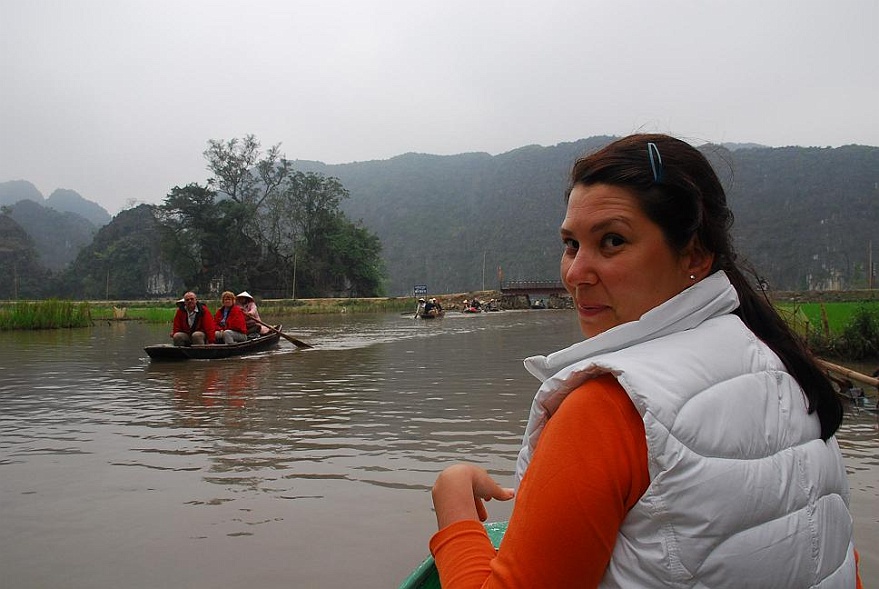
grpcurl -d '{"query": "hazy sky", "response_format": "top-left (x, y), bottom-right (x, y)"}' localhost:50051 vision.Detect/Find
top-left (2, 0), bottom-right (877, 215)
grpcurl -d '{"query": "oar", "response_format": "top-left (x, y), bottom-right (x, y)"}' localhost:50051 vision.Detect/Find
top-left (253, 318), bottom-right (313, 349)
top-left (816, 358), bottom-right (878, 388)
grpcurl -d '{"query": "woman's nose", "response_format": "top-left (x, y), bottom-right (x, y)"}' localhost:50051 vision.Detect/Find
top-left (564, 250), bottom-right (598, 286)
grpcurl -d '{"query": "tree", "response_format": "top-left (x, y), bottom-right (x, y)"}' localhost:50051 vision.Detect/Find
top-left (326, 218), bottom-right (385, 296)
top-left (156, 184), bottom-right (225, 291)
top-left (153, 137), bottom-right (386, 298)
top-left (203, 135), bottom-right (292, 257)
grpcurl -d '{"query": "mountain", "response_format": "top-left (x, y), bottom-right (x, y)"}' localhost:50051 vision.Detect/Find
top-left (293, 137), bottom-right (616, 296)
top-left (0, 213), bottom-right (49, 298)
top-left (295, 139), bottom-right (878, 295)
top-left (0, 180), bottom-right (44, 206)
top-left (57, 204), bottom-right (177, 299)
top-left (720, 142), bottom-right (770, 151)
top-left (0, 181), bottom-right (111, 227)
top-left (712, 144), bottom-right (879, 291)
top-left (7, 200), bottom-right (99, 271)
top-left (46, 189), bottom-right (112, 226)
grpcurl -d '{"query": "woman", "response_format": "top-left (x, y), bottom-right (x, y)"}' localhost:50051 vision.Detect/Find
top-left (236, 291), bottom-right (269, 336)
top-left (429, 134), bottom-right (859, 587)
top-left (214, 291), bottom-right (248, 344)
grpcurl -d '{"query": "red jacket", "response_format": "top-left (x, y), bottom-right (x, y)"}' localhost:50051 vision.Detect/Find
top-left (214, 304), bottom-right (247, 334)
top-left (171, 301), bottom-right (216, 337)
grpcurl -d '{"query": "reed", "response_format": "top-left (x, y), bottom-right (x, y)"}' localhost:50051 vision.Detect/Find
top-left (89, 305), bottom-right (176, 322)
top-left (122, 307), bottom-right (177, 322)
top-left (261, 297), bottom-right (414, 315)
top-left (0, 300), bottom-right (92, 330)
top-left (86, 297), bottom-right (416, 323)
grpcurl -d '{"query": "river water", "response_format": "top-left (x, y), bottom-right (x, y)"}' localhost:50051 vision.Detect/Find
top-left (1, 310), bottom-right (876, 588)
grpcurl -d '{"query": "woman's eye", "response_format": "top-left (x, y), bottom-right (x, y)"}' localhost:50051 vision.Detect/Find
top-left (600, 234), bottom-right (625, 249)
top-left (562, 238), bottom-right (579, 252)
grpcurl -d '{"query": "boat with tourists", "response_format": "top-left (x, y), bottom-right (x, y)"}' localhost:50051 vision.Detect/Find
top-left (144, 326), bottom-right (283, 360)
top-left (415, 297), bottom-right (444, 319)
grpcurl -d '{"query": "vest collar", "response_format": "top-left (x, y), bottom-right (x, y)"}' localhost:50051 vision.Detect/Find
top-left (523, 271), bottom-right (740, 382)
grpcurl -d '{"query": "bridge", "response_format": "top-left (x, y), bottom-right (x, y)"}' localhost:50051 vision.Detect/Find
top-left (500, 280), bottom-right (568, 296)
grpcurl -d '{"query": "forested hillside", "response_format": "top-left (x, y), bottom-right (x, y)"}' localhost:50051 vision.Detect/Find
top-left (297, 140), bottom-right (879, 295)
top-left (0, 214), bottom-right (48, 299)
top-left (716, 145), bottom-right (878, 291)
top-left (7, 200), bottom-right (98, 270)
top-left (294, 137), bottom-right (615, 295)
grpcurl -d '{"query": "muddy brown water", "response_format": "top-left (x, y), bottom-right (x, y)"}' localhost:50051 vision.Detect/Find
top-left (1, 310), bottom-right (876, 587)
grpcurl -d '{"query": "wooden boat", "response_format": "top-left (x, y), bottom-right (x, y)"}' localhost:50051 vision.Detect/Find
top-left (398, 521), bottom-right (507, 589)
top-left (418, 309), bottom-right (445, 319)
top-left (144, 326), bottom-right (283, 361)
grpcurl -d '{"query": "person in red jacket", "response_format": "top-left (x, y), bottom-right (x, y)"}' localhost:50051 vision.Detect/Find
top-left (214, 290), bottom-right (248, 344)
top-left (171, 291), bottom-right (215, 346)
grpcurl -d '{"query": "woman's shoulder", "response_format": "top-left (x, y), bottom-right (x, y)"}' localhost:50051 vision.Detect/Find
top-left (564, 373), bottom-right (637, 419)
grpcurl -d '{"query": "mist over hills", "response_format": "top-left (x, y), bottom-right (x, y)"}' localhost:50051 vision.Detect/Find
top-left (0, 180), bottom-right (112, 227)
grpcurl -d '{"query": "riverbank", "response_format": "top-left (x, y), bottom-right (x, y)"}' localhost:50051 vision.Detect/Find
top-left (3, 287), bottom-right (878, 329)
top-left (87, 290), bottom-right (523, 321)
top-left (770, 289), bottom-right (879, 303)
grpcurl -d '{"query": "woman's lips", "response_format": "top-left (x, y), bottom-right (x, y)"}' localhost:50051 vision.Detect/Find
top-left (577, 303), bottom-right (608, 317)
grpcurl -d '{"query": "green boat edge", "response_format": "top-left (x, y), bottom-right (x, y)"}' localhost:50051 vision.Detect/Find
top-left (398, 521), bottom-right (508, 589)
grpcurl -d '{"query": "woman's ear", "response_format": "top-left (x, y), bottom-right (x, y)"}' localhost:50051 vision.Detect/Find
top-left (683, 237), bottom-right (715, 281)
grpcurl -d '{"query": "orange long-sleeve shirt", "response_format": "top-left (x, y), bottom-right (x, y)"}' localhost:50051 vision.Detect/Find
top-left (430, 374), bottom-right (649, 588)
top-left (430, 374), bottom-right (864, 589)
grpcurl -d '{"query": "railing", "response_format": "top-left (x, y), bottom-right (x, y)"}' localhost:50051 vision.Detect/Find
top-left (500, 280), bottom-right (567, 294)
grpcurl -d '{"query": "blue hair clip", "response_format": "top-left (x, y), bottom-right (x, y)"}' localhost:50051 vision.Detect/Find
top-left (647, 142), bottom-right (663, 183)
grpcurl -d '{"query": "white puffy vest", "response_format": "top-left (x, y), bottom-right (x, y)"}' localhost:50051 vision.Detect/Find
top-left (516, 272), bottom-right (856, 588)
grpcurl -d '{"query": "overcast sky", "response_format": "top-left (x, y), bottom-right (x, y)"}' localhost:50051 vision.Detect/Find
top-left (1, 0), bottom-right (877, 215)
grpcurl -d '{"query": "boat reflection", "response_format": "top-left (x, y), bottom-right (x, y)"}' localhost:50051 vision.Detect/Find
top-left (146, 359), bottom-right (271, 410)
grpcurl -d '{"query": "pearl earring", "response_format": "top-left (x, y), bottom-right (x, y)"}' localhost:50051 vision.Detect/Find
top-left (689, 274), bottom-right (696, 280)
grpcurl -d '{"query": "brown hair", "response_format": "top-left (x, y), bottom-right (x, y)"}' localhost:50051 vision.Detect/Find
top-left (568, 134), bottom-right (842, 440)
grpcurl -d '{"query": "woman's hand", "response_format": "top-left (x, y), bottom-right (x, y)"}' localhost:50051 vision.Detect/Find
top-left (431, 463), bottom-right (514, 530)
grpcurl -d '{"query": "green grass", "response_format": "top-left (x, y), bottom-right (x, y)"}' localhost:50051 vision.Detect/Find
top-left (775, 301), bottom-right (879, 336)
top-left (85, 296), bottom-right (416, 322)
top-left (0, 300), bottom-right (92, 330)
top-left (87, 303), bottom-right (177, 322)
top-left (774, 302), bottom-right (879, 360)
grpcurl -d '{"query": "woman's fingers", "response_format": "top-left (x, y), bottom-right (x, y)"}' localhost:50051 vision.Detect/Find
top-left (432, 463), bottom-right (516, 528)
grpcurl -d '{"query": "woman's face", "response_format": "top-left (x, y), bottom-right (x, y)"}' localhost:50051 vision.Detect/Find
top-left (222, 295), bottom-right (235, 307)
top-left (560, 183), bottom-right (696, 338)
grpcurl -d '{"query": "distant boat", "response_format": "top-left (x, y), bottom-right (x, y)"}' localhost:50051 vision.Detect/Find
top-left (144, 327), bottom-right (282, 361)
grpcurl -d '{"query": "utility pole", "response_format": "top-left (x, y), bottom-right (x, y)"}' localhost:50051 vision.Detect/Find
top-left (292, 251), bottom-right (297, 300)
top-left (482, 251), bottom-right (486, 292)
